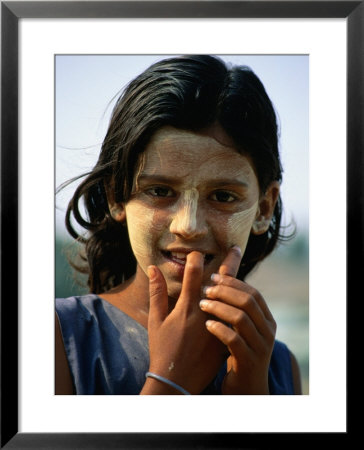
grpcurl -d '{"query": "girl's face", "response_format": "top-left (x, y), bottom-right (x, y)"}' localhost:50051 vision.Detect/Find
top-left (124, 125), bottom-right (261, 299)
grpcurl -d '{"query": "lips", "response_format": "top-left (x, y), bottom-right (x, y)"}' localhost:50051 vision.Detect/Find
top-left (161, 249), bottom-right (214, 266)
top-left (169, 252), bottom-right (189, 264)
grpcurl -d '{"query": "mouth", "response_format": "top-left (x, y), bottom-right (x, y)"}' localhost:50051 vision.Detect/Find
top-left (161, 250), bottom-right (214, 266)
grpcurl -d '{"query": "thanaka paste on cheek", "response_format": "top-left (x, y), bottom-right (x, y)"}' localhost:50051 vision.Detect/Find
top-left (225, 200), bottom-right (259, 254)
top-left (125, 203), bottom-right (155, 263)
top-left (124, 152), bottom-right (159, 272)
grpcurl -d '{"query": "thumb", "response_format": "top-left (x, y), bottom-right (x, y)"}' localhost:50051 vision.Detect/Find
top-left (147, 265), bottom-right (168, 330)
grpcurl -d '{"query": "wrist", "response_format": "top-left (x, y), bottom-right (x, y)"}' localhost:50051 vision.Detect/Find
top-left (140, 376), bottom-right (184, 395)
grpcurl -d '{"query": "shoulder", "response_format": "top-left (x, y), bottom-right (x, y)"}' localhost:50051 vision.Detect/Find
top-left (56, 294), bottom-right (102, 323)
top-left (55, 294), bottom-right (105, 348)
top-left (56, 294), bottom-right (99, 311)
top-left (269, 340), bottom-right (302, 395)
top-left (55, 295), bottom-right (106, 395)
top-left (55, 312), bottom-right (74, 394)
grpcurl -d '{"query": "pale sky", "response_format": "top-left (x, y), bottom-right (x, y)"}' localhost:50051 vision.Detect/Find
top-left (55, 54), bottom-right (309, 238)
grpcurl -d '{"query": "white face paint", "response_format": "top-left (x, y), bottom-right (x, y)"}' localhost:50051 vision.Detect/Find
top-left (226, 200), bottom-right (259, 253)
top-left (125, 204), bottom-right (155, 261)
top-left (124, 125), bottom-right (261, 299)
top-left (170, 188), bottom-right (201, 237)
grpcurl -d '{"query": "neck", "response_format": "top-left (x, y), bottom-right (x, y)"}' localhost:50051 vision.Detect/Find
top-left (130, 265), bottom-right (179, 313)
top-left (98, 266), bottom-right (150, 328)
top-left (100, 264), bottom-right (179, 327)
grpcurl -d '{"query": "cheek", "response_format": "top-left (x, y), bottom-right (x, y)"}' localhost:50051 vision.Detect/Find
top-left (125, 203), bottom-right (156, 260)
top-left (224, 201), bottom-right (259, 253)
top-left (125, 203), bottom-right (168, 265)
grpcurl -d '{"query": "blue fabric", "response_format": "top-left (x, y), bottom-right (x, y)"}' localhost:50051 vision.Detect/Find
top-left (56, 294), bottom-right (294, 395)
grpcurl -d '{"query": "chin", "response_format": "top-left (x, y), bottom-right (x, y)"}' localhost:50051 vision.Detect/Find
top-left (166, 282), bottom-right (183, 301)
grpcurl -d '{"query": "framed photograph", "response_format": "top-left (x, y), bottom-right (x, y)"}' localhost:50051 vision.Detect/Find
top-left (55, 52), bottom-right (310, 393)
top-left (2, 1), bottom-right (359, 447)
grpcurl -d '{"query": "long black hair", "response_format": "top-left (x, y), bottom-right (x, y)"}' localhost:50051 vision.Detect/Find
top-left (62, 55), bottom-right (288, 294)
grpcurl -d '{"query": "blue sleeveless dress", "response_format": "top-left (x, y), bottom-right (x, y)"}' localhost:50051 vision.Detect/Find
top-left (56, 295), bottom-right (294, 395)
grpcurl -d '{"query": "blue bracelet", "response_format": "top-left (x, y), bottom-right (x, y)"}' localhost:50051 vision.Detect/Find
top-left (145, 371), bottom-right (191, 395)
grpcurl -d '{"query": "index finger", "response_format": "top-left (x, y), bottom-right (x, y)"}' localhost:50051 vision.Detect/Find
top-left (178, 251), bottom-right (204, 308)
top-left (218, 245), bottom-right (242, 278)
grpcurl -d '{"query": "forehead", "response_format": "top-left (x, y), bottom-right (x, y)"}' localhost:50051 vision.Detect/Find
top-left (140, 126), bottom-right (256, 181)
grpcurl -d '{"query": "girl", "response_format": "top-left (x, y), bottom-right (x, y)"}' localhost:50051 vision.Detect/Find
top-left (56, 55), bottom-right (302, 395)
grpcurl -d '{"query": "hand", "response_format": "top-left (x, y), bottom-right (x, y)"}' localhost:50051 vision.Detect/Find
top-left (142, 251), bottom-right (227, 395)
top-left (200, 246), bottom-right (277, 394)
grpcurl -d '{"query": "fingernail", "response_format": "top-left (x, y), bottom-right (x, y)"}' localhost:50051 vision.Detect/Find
top-left (232, 245), bottom-right (242, 254)
top-left (147, 265), bottom-right (157, 281)
top-left (211, 273), bottom-right (221, 283)
top-left (202, 286), bottom-right (212, 296)
top-left (205, 320), bottom-right (214, 328)
top-left (199, 299), bottom-right (209, 309)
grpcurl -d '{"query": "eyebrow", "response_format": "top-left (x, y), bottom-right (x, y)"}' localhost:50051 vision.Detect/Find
top-left (137, 174), bottom-right (249, 189)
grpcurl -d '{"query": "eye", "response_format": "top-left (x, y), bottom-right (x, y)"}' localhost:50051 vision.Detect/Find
top-left (147, 186), bottom-right (174, 198)
top-left (210, 190), bottom-right (237, 203)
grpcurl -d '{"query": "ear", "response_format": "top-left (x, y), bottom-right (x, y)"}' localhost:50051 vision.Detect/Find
top-left (251, 181), bottom-right (280, 235)
top-left (109, 204), bottom-right (126, 223)
top-left (104, 180), bottom-right (127, 223)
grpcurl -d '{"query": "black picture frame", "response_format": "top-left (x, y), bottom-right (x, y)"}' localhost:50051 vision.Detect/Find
top-left (1, 1), bottom-right (359, 448)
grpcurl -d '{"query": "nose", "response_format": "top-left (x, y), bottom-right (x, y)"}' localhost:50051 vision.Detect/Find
top-left (169, 189), bottom-right (208, 239)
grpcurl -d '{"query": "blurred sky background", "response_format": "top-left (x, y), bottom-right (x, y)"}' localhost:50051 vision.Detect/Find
top-left (55, 55), bottom-right (309, 393)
